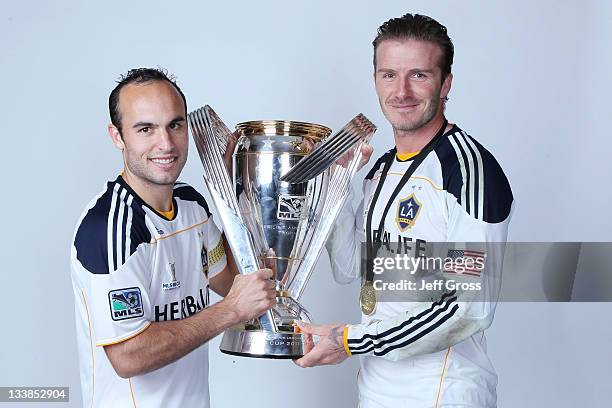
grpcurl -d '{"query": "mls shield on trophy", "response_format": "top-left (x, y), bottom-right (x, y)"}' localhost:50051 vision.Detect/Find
top-left (188, 106), bottom-right (376, 358)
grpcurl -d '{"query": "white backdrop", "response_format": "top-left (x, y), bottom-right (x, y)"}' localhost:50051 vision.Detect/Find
top-left (0, 0), bottom-right (610, 407)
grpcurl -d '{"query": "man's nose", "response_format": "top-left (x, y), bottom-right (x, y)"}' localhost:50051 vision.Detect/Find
top-left (158, 128), bottom-right (174, 151)
top-left (395, 76), bottom-right (412, 99)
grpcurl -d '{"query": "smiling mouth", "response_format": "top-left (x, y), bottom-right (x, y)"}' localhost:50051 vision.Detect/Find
top-left (150, 157), bottom-right (177, 165)
top-left (390, 102), bottom-right (419, 108)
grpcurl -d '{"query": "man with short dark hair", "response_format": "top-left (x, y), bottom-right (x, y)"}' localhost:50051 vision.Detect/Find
top-left (296, 14), bottom-right (513, 407)
top-left (70, 68), bottom-right (276, 407)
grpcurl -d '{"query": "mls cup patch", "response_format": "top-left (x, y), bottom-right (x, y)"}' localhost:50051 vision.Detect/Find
top-left (395, 194), bottom-right (422, 232)
top-left (109, 287), bottom-right (144, 321)
top-left (277, 195), bottom-right (307, 221)
top-left (162, 262), bottom-right (181, 291)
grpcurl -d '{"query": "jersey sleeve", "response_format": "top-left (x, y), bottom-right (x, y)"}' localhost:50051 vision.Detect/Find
top-left (325, 152), bottom-right (392, 284)
top-left (344, 228), bottom-right (510, 361)
top-left (344, 133), bottom-right (514, 361)
top-left (83, 254), bottom-right (153, 347)
top-left (174, 182), bottom-right (227, 279)
top-left (71, 195), bottom-right (154, 347)
top-left (325, 187), bottom-right (363, 284)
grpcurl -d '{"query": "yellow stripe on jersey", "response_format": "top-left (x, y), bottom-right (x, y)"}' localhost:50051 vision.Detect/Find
top-left (128, 378), bottom-right (138, 407)
top-left (435, 347), bottom-right (452, 408)
top-left (343, 325), bottom-right (352, 357)
top-left (80, 289), bottom-right (95, 408)
top-left (396, 151), bottom-right (421, 161)
top-left (155, 220), bottom-right (208, 242)
top-left (209, 238), bottom-right (226, 266)
top-left (158, 202), bottom-right (175, 220)
top-left (95, 322), bottom-right (152, 347)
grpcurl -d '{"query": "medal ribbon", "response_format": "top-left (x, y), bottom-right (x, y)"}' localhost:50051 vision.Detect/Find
top-left (364, 120), bottom-right (448, 285)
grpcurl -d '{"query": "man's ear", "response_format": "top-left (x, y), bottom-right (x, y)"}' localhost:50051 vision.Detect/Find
top-left (441, 73), bottom-right (453, 100)
top-left (108, 124), bottom-right (125, 150)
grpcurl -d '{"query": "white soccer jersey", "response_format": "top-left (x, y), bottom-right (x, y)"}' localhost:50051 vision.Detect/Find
top-left (71, 176), bottom-right (226, 408)
top-left (327, 125), bottom-right (513, 407)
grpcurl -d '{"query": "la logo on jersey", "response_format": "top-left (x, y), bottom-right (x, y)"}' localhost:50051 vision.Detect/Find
top-left (109, 288), bottom-right (144, 321)
top-left (395, 194), bottom-right (422, 232)
top-left (162, 261), bottom-right (181, 291)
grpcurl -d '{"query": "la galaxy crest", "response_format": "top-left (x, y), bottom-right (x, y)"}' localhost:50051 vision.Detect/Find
top-left (395, 194), bottom-right (422, 232)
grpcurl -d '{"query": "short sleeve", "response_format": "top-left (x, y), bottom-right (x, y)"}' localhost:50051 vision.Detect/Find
top-left (71, 188), bottom-right (154, 346)
top-left (74, 245), bottom-right (153, 347)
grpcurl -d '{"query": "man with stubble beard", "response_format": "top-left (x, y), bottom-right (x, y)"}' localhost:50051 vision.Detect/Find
top-left (70, 68), bottom-right (275, 407)
top-left (296, 14), bottom-right (513, 408)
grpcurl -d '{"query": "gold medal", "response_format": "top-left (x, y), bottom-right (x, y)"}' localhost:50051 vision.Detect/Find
top-left (360, 281), bottom-right (377, 315)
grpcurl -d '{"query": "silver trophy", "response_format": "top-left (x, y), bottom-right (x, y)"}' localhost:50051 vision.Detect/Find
top-left (188, 106), bottom-right (376, 358)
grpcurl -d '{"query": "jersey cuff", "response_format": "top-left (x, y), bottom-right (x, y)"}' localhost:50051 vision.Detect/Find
top-left (96, 321), bottom-right (152, 347)
top-left (207, 235), bottom-right (227, 279)
top-left (343, 325), bottom-right (352, 357)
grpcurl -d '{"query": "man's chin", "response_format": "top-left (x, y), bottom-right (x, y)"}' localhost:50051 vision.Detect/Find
top-left (145, 173), bottom-right (181, 186)
top-left (147, 164), bottom-right (185, 186)
top-left (389, 114), bottom-right (437, 133)
top-left (391, 121), bottom-right (423, 133)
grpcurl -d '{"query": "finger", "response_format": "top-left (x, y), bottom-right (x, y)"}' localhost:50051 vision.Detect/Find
top-left (295, 346), bottom-right (324, 368)
top-left (294, 354), bottom-right (310, 368)
top-left (266, 295), bottom-right (277, 308)
top-left (266, 295), bottom-right (276, 305)
top-left (302, 333), bottom-right (314, 354)
top-left (256, 268), bottom-right (273, 280)
top-left (347, 149), bottom-right (355, 161)
top-left (361, 143), bottom-right (373, 157)
top-left (295, 321), bottom-right (312, 333)
top-left (361, 147), bottom-right (373, 163)
top-left (295, 321), bottom-right (328, 336)
top-left (357, 144), bottom-right (374, 170)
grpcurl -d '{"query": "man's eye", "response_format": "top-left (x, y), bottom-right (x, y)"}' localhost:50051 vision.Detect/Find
top-left (139, 127), bottom-right (151, 133)
top-left (382, 72), bottom-right (394, 79)
top-left (169, 122), bottom-right (182, 130)
top-left (413, 72), bottom-right (427, 79)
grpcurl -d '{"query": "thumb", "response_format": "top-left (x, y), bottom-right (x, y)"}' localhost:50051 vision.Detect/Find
top-left (296, 321), bottom-right (328, 336)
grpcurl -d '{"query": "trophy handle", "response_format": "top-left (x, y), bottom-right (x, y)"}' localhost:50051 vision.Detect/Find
top-left (205, 182), bottom-right (278, 332)
top-left (190, 106), bottom-right (277, 332)
top-left (288, 138), bottom-right (374, 300)
top-left (205, 105), bottom-right (234, 156)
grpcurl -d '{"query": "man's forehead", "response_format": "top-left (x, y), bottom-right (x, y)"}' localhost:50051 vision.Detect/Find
top-left (118, 80), bottom-right (185, 121)
top-left (376, 39), bottom-right (443, 67)
top-left (119, 80), bottom-right (180, 104)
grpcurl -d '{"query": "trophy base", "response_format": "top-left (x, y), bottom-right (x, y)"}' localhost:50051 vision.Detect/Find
top-left (219, 325), bottom-right (305, 359)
